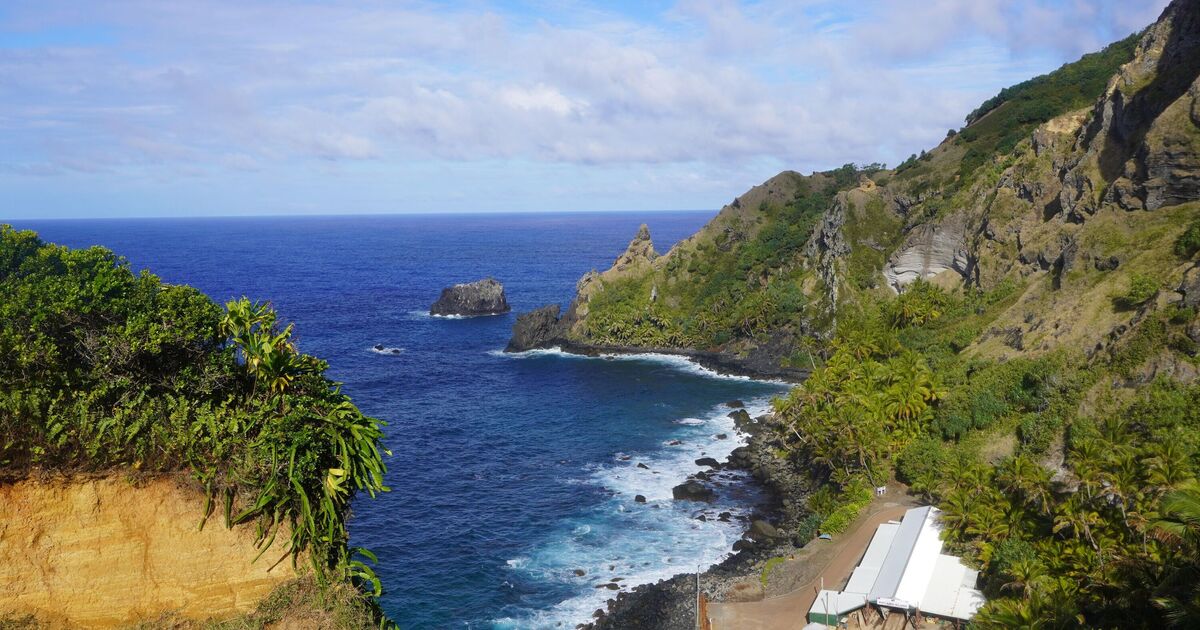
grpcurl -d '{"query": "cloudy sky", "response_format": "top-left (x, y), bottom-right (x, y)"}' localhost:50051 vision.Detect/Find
top-left (0, 0), bottom-right (1170, 219)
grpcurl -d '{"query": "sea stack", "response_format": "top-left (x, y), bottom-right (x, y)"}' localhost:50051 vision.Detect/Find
top-left (430, 278), bottom-right (511, 316)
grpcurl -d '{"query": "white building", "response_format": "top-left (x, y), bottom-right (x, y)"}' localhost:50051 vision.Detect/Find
top-left (808, 506), bottom-right (985, 626)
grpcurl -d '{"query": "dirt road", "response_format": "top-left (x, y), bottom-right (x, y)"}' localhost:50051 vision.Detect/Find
top-left (707, 496), bottom-right (916, 630)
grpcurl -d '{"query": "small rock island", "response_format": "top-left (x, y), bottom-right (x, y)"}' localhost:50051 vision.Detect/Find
top-left (430, 278), bottom-right (511, 317)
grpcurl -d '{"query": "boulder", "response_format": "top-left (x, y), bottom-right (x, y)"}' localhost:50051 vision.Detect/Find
top-left (1180, 265), bottom-right (1200, 308)
top-left (695, 457), bottom-right (721, 469)
top-left (634, 495), bottom-right (647, 504)
top-left (724, 400), bottom-right (745, 409)
top-left (506, 305), bottom-right (565, 352)
top-left (749, 519), bottom-right (781, 541)
top-left (731, 539), bottom-right (756, 552)
top-left (430, 278), bottom-right (510, 316)
top-left (671, 480), bottom-right (715, 503)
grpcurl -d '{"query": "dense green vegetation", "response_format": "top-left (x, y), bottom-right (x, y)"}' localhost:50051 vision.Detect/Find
top-left (0, 226), bottom-right (391, 618)
top-left (585, 164), bottom-right (882, 357)
top-left (769, 275), bottom-right (1200, 627)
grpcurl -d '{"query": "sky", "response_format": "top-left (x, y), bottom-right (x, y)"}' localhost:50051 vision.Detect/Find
top-left (0, 0), bottom-right (1171, 219)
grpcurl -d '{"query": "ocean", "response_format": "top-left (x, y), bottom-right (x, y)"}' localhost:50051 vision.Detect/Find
top-left (16, 213), bottom-right (789, 628)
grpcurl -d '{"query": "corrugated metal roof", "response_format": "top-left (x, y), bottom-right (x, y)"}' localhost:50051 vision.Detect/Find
top-left (867, 506), bottom-right (932, 602)
top-left (808, 590), bottom-right (867, 616)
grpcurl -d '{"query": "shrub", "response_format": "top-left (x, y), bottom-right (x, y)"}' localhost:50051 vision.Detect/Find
top-left (1017, 412), bottom-right (1060, 453)
top-left (0, 226), bottom-right (390, 593)
top-left (1175, 218), bottom-right (1200, 259)
top-left (1113, 273), bottom-right (1159, 310)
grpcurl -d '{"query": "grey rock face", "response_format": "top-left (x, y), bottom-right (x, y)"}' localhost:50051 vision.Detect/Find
top-left (1180, 264), bottom-right (1200, 308)
top-left (883, 217), bottom-right (972, 291)
top-left (505, 305), bottom-right (566, 352)
top-left (430, 278), bottom-right (510, 316)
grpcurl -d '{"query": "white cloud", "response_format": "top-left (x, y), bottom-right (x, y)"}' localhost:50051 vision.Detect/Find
top-left (0, 0), bottom-right (1175, 216)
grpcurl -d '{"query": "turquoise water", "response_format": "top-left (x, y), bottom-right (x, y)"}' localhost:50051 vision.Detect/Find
top-left (19, 213), bottom-right (788, 628)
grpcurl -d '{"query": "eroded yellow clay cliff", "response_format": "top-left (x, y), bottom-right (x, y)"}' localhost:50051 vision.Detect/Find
top-left (0, 475), bottom-right (297, 628)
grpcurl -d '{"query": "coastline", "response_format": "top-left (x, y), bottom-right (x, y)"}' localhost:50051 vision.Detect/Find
top-left (553, 352), bottom-right (814, 630)
top-left (516, 340), bottom-right (810, 384)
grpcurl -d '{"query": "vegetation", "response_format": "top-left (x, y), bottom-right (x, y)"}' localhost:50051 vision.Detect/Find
top-left (952, 34), bottom-right (1140, 181)
top-left (585, 164), bottom-right (884, 352)
top-left (1176, 217), bottom-right (1200, 259)
top-left (564, 11), bottom-right (1199, 627)
top-left (0, 226), bottom-right (391, 621)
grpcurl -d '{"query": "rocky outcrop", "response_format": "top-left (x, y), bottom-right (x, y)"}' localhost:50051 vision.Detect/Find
top-left (670, 480), bottom-right (715, 502)
top-left (430, 278), bottom-right (510, 316)
top-left (505, 304), bottom-right (567, 352)
top-left (1058, 0), bottom-right (1200, 218)
top-left (0, 475), bottom-right (297, 628)
top-left (611, 224), bottom-right (658, 272)
top-left (804, 193), bottom-right (850, 311)
top-left (883, 215), bottom-right (972, 291)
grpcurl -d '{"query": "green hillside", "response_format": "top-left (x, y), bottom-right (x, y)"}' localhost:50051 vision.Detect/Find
top-left (521, 0), bottom-right (1200, 625)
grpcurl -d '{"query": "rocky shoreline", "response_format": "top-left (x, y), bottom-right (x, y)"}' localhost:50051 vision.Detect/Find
top-left (584, 394), bottom-right (817, 630)
top-left (507, 329), bottom-right (809, 383)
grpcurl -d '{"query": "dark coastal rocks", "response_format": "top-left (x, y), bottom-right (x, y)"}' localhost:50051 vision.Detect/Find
top-left (748, 519), bottom-right (781, 542)
top-left (724, 400), bottom-right (745, 409)
top-left (586, 573), bottom-right (697, 630)
top-left (505, 305), bottom-right (566, 352)
top-left (695, 457), bottom-right (721, 469)
top-left (671, 480), bottom-right (715, 502)
top-left (634, 495), bottom-right (647, 504)
top-left (430, 278), bottom-right (510, 316)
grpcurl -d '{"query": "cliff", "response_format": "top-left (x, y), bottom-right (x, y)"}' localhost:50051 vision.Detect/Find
top-left (0, 476), bottom-right (297, 627)
top-left (0, 226), bottom-right (391, 628)
top-left (509, 0), bottom-right (1200, 371)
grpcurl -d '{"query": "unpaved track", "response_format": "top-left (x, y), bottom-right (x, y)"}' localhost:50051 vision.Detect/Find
top-left (708, 495), bottom-right (916, 630)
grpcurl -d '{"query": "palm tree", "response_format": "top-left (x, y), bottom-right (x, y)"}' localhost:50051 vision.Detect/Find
top-left (1153, 484), bottom-right (1200, 627)
top-left (1054, 494), bottom-right (1101, 551)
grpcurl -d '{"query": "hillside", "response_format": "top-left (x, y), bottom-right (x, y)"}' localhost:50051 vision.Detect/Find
top-left (0, 226), bottom-right (391, 628)
top-left (512, 0), bottom-right (1200, 626)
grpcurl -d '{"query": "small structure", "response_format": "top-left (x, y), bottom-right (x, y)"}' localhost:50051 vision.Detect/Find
top-left (806, 506), bottom-right (985, 627)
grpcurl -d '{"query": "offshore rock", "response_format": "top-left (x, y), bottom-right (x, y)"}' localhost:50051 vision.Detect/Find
top-left (505, 305), bottom-right (566, 352)
top-left (671, 480), bottom-right (715, 503)
top-left (430, 278), bottom-right (510, 316)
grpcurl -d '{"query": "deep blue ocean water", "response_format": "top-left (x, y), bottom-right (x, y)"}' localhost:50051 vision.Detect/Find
top-left (15, 213), bottom-right (788, 629)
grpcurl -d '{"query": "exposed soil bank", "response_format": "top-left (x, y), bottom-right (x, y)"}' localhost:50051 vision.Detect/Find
top-left (0, 474), bottom-right (297, 628)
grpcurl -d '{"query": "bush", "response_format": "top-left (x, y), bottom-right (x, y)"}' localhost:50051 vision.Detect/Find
top-left (818, 482), bottom-right (873, 535)
top-left (1017, 412), bottom-right (1060, 453)
top-left (1113, 273), bottom-right (1159, 310)
top-left (897, 436), bottom-right (949, 497)
top-left (0, 226), bottom-right (390, 592)
top-left (1176, 218), bottom-right (1200, 259)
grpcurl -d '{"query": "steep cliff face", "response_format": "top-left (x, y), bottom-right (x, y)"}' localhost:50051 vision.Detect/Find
top-left (0, 476), bottom-right (298, 628)
top-left (511, 0), bottom-right (1200, 371)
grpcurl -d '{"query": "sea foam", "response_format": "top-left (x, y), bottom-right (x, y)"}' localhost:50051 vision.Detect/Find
top-left (493, 396), bottom-right (777, 629)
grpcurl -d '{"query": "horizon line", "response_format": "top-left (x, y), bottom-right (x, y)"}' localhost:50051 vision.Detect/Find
top-left (3, 207), bottom-right (717, 222)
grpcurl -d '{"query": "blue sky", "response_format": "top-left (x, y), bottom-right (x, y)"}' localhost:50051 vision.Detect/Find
top-left (0, 0), bottom-right (1170, 219)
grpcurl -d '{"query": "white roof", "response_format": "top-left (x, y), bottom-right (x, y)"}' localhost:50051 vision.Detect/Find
top-left (868, 506), bottom-right (935, 602)
top-left (808, 590), bottom-right (867, 616)
top-left (920, 554), bottom-right (985, 619)
top-left (844, 522), bottom-right (898, 595)
top-left (856, 506), bottom-right (984, 621)
top-left (893, 508), bottom-right (946, 604)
